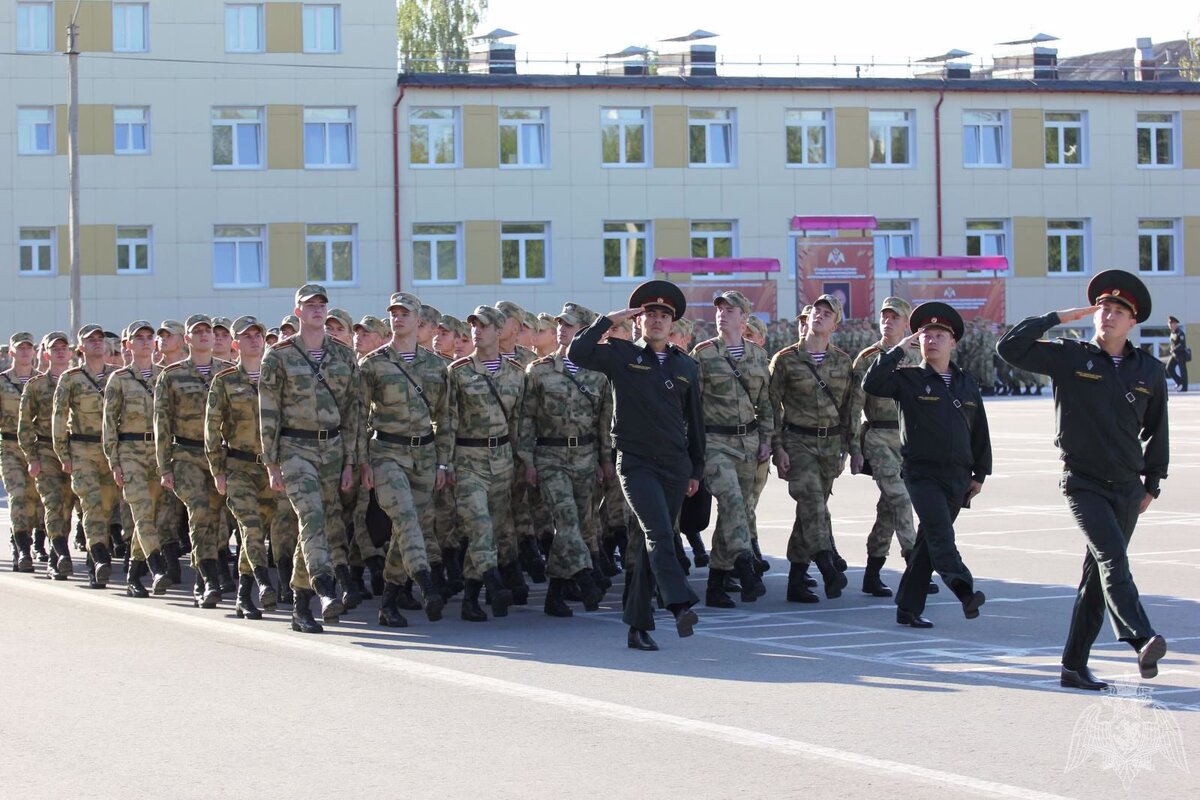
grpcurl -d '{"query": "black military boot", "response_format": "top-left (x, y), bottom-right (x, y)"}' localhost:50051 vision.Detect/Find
top-left (519, 537), bottom-right (547, 584)
top-left (482, 568), bottom-right (512, 618)
top-left (110, 524), bottom-right (127, 559)
top-left (86, 554), bottom-right (101, 588)
top-left (460, 579), bottom-right (488, 622)
top-left (814, 551), bottom-right (848, 599)
top-left (74, 521), bottom-right (85, 552)
top-left (90, 542), bottom-right (112, 585)
top-left (412, 569), bottom-right (445, 622)
top-left (217, 547), bottom-right (237, 594)
top-left (125, 560), bottom-right (150, 598)
top-left (235, 574), bottom-right (262, 620)
top-left (365, 555), bottom-right (386, 597)
top-left (610, 526), bottom-right (628, 570)
top-left (13, 532), bottom-right (34, 573)
top-left (590, 552), bottom-right (613, 592)
top-left (500, 562), bottom-right (529, 606)
top-left (429, 561), bottom-right (448, 603)
top-left (733, 552), bottom-right (766, 602)
top-left (191, 567), bottom-right (206, 606)
top-left (350, 565), bottom-right (372, 600)
top-left (397, 579), bottom-right (423, 610)
top-left (290, 589), bottom-right (323, 633)
top-left (377, 582), bottom-right (409, 628)
top-left (275, 552), bottom-right (294, 606)
top-left (750, 537), bottom-right (770, 574)
top-left (786, 561), bottom-right (819, 603)
top-left (595, 544), bottom-right (619, 578)
top-left (574, 567), bottom-right (603, 611)
top-left (334, 564), bottom-right (361, 611)
top-left (862, 555), bottom-right (893, 597)
top-left (544, 578), bottom-right (573, 617)
top-left (50, 536), bottom-right (73, 579)
top-left (440, 546), bottom-right (464, 598)
top-left (313, 573), bottom-right (345, 622)
top-left (705, 569), bottom-right (736, 608)
top-left (684, 530), bottom-right (709, 568)
top-left (199, 559), bottom-right (223, 608)
top-left (33, 529), bottom-right (49, 563)
top-left (162, 540), bottom-right (182, 585)
top-left (830, 538), bottom-right (848, 573)
top-left (799, 560), bottom-right (817, 587)
top-left (252, 565), bottom-right (277, 611)
top-left (146, 550), bottom-right (171, 595)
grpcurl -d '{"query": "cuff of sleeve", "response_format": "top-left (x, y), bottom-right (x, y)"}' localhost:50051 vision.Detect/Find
top-left (971, 474), bottom-right (986, 485)
top-left (1144, 480), bottom-right (1161, 498)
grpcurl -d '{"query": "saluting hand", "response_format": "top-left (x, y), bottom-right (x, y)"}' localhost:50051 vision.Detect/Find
top-left (1055, 305), bottom-right (1100, 323)
top-left (605, 307), bottom-right (645, 325)
top-left (897, 331), bottom-right (922, 350)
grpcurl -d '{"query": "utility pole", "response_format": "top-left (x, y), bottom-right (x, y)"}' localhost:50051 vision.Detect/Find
top-left (66, 0), bottom-right (82, 333)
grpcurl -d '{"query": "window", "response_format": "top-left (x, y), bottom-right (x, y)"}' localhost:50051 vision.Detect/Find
top-left (1138, 219), bottom-right (1177, 274)
top-left (114, 107), bottom-right (150, 154)
top-left (16, 3), bottom-right (53, 52)
top-left (601, 107), bottom-right (647, 166)
top-left (213, 225), bottom-right (265, 287)
top-left (1047, 220), bottom-right (1088, 275)
top-left (785, 109), bottom-right (830, 167)
top-left (963, 111), bottom-right (1005, 167)
top-left (17, 107), bottom-right (54, 155)
top-left (501, 223), bottom-right (549, 282)
top-left (112, 3), bottom-right (149, 52)
top-left (18, 227), bottom-right (55, 275)
top-left (302, 4), bottom-right (340, 53)
top-left (116, 226), bottom-right (152, 274)
top-left (499, 108), bottom-right (547, 167)
top-left (224, 4), bottom-right (263, 53)
top-left (1136, 112), bottom-right (1176, 167)
top-left (873, 220), bottom-right (916, 276)
top-left (304, 107), bottom-right (354, 168)
top-left (306, 224), bottom-right (356, 284)
top-left (409, 107), bottom-right (459, 167)
top-left (212, 108), bottom-right (263, 169)
top-left (966, 220), bottom-right (1007, 257)
top-left (1045, 112), bottom-right (1086, 166)
top-left (689, 108), bottom-right (734, 166)
top-left (869, 110), bottom-right (913, 166)
top-left (690, 221), bottom-right (736, 278)
top-left (603, 222), bottom-right (649, 280)
top-left (412, 223), bottom-right (463, 284)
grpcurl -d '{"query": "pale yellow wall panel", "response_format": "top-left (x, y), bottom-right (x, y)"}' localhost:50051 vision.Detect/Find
top-left (652, 106), bottom-right (686, 168)
top-left (653, 218), bottom-right (690, 259)
top-left (1012, 216), bottom-right (1046, 278)
top-left (265, 2), bottom-right (303, 54)
top-left (462, 106), bottom-right (499, 169)
top-left (268, 223), bottom-right (306, 288)
top-left (1011, 109), bottom-right (1044, 169)
top-left (834, 107), bottom-right (868, 169)
top-left (464, 220), bottom-right (500, 285)
top-left (54, 1), bottom-right (112, 53)
top-left (80, 105), bottom-right (114, 155)
top-left (1183, 111), bottom-right (1200, 170)
top-left (80, 224), bottom-right (116, 276)
top-left (1184, 217), bottom-right (1200, 277)
top-left (267, 105), bottom-right (303, 170)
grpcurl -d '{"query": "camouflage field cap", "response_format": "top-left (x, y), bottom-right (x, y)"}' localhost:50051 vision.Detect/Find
top-left (77, 323), bottom-right (104, 343)
top-left (279, 315), bottom-right (300, 331)
top-left (419, 304), bottom-right (441, 326)
top-left (124, 320), bottom-right (154, 340)
top-left (42, 331), bottom-right (70, 348)
top-left (185, 313), bottom-right (213, 333)
top-left (9, 331), bottom-right (35, 348)
top-left (467, 305), bottom-right (505, 328)
top-left (879, 296), bottom-right (913, 319)
top-left (672, 317), bottom-right (695, 338)
top-left (210, 316), bottom-right (233, 332)
top-left (536, 312), bottom-right (555, 332)
top-left (387, 292), bottom-right (421, 313)
top-left (157, 319), bottom-right (185, 337)
top-left (713, 290), bottom-right (752, 315)
top-left (796, 304), bottom-right (815, 321)
top-left (232, 315), bottom-right (266, 336)
top-left (745, 316), bottom-right (768, 340)
top-left (813, 294), bottom-right (843, 324)
top-left (326, 308), bottom-right (354, 331)
top-left (295, 283), bottom-right (328, 304)
top-left (354, 315), bottom-right (390, 338)
top-left (495, 300), bottom-right (525, 323)
top-left (554, 302), bottom-right (597, 327)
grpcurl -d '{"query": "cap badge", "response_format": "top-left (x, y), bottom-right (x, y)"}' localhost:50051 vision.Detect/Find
top-left (656, 297), bottom-right (664, 304)
top-left (1112, 289), bottom-right (1121, 296)
top-left (931, 317), bottom-right (939, 323)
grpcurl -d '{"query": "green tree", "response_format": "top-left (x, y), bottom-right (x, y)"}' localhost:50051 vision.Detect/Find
top-left (1180, 30), bottom-right (1199, 81)
top-left (398, 0), bottom-right (487, 73)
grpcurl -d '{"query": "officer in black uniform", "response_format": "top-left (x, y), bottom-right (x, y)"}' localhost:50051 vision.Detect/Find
top-left (863, 302), bottom-right (991, 628)
top-left (997, 269), bottom-right (1169, 690)
top-left (569, 280), bottom-right (704, 651)
top-left (1166, 315), bottom-right (1188, 392)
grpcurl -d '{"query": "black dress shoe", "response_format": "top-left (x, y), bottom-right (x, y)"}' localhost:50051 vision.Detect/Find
top-left (1060, 666), bottom-right (1107, 691)
top-left (962, 590), bottom-right (985, 619)
top-left (673, 607), bottom-right (698, 638)
top-left (1137, 635), bottom-right (1167, 679)
top-left (896, 609), bottom-right (933, 628)
top-left (627, 627), bottom-right (659, 651)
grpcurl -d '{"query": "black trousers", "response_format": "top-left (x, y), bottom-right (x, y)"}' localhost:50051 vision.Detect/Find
top-left (617, 451), bottom-right (699, 630)
top-left (1060, 471), bottom-right (1155, 669)
top-left (1166, 355), bottom-right (1188, 390)
top-left (896, 472), bottom-right (975, 615)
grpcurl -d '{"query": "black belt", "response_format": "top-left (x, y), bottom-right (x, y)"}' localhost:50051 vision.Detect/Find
top-left (374, 430), bottom-right (435, 447)
top-left (69, 433), bottom-right (101, 444)
top-left (281, 427), bottom-right (340, 441)
top-left (536, 434), bottom-right (596, 448)
top-left (705, 420), bottom-right (759, 436)
top-left (118, 432), bottom-right (155, 442)
top-left (0, 432), bottom-right (17, 442)
top-left (173, 435), bottom-right (204, 449)
top-left (456, 434), bottom-right (510, 448)
top-left (866, 420), bottom-right (899, 430)
top-left (784, 423), bottom-right (841, 438)
top-left (228, 448), bottom-right (265, 464)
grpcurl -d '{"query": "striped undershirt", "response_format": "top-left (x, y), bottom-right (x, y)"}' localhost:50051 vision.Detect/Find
top-left (399, 351), bottom-right (416, 363)
top-left (195, 364), bottom-right (211, 378)
top-left (727, 344), bottom-right (745, 359)
top-left (482, 358), bottom-right (502, 374)
top-left (563, 357), bottom-right (579, 375)
top-left (939, 372), bottom-right (953, 387)
top-left (1111, 355), bottom-right (1124, 369)
top-left (655, 351), bottom-right (668, 365)
top-left (18, 374), bottom-right (31, 385)
top-left (501, 351), bottom-right (517, 361)
top-left (247, 370), bottom-right (260, 383)
top-left (809, 351), bottom-right (826, 365)
top-left (309, 350), bottom-right (324, 364)
top-left (139, 368), bottom-right (153, 381)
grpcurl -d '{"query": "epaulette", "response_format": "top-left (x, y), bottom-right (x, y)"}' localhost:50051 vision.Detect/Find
top-left (328, 337), bottom-right (353, 351)
top-left (449, 356), bottom-right (472, 370)
top-left (779, 343), bottom-right (803, 355)
top-left (163, 362), bottom-right (187, 373)
top-left (277, 334), bottom-right (298, 346)
top-left (745, 339), bottom-right (765, 353)
top-left (694, 339), bottom-right (717, 352)
top-left (502, 355), bottom-right (522, 366)
top-left (25, 373), bottom-right (46, 384)
top-left (214, 357), bottom-right (235, 370)
top-left (853, 344), bottom-right (882, 366)
top-left (64, 365), bottom-right (83, 375)
top-left (365, 347), bottom-right (389, 360)
top-left (829, 345), bottom-right (849, 358)
top-left (529, 355), bottom-right (554, 370)
top-left (213, 366), bottom-right (239, 380)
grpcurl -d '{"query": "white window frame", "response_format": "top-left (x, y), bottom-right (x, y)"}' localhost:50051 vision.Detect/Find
top-left (409, 107), bottom-right (460, 168)
top-left (112, 3), bottom-right (149, 53)
top-left (18, 227), bottom-right (56, 276)
top-left (869, 110), bottom-right (915, 168)
top-left (211, 107), bottom-right (264, 170)
top-left (224, 3), bottom-right (264, 53)
top-left (17, 106), bottom-right (55, 156)
top-left (303, 107), bottom-right (355, 169)
top-left (116, 226), bottom-right (153, 274)
top-left (600, 107), bottom-right (649, 168)
top-left (500, 222), bottom-right (550, 283)
top-left (602, 221), bottom-right (650, 282)
top-left (689, 220), bottom-right (737, 279)
top-left (412, 223), bottom-right (464, 286)
top-left (16, 2), bottom-right (53, 53)
top-left (784, 109), bottom-right (831, 168)
top-left (1044, 111), bottom-right (1087, 168)
top-left (212, 225), bottom-right (266, 289)
top-left (1138, 219), bottom-right (1178, 275)
top-left (1136, 112), bottom-right (1177, 168)
top-left (962, 111), bottom-right (1007, 168)
top-left (873, 220), bottom-right (918, 278)
top-left (114, 106), bottom-right (150, 155)
top-left (302, 4), bottom-right (340, 53)
top-left (965, 219), bottom-right (1009, 278)
top-left (1046, 219), bottom-right (1089, 276)
top-left (688, 108), bottom-right (735, 167)
top-left (305, 224), bottom-right (357, 286)
top-left (499, 108), bottom-right (548, 168)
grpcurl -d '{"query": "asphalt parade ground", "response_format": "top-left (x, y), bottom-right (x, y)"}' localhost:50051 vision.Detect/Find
top-left (1, 394), bottom-right (1196, 799)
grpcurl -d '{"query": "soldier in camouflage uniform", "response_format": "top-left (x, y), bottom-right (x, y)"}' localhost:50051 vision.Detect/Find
top-left (742, 316), bottom-right (773, 572)
top-left (20, 332), bottom-right (75, 579)
top-left (348, 315), bottom-right (390, 596)
top-left (152, 320), bottom-right (190, 581)
top-left (431, 315), bottom-right (466, 596)
top-left (447, 305), bottom-right (531, 621)
top-left (522, 302), bottom-right (610, 617)
top-left (769, 295), bottom-right (859, 602)
top-left (211, 317), bottom-right (235, 363)
top-left (260, 284), bottom-right (360, 634)
top-left (3, 332), bottom-right (40, 573)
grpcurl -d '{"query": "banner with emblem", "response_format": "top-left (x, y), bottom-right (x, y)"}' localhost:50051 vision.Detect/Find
top-left (795, 238), bottom-right (875, 321)
top-left (675, 280), bottom-right (778, 323)
top-left (890, 278), bottom-right (1005, 323)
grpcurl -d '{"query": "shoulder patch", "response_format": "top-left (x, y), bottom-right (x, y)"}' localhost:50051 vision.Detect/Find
top-left (214, 366), bottom-right (239, 380)
top-left (328, 337), bottom-right (353, 351)
top-left (694, 339), bottom-right (716, 352)
top-left (449, 357), bottom-right (472, 370)
top-left (532, 355), bottom-right (554, 365)
top-left (830, 345), bottom-right (849, 358)
top-left (366, 347), bottom-right (389, 360)
top-left (163, 363), bottom-right (187, 373)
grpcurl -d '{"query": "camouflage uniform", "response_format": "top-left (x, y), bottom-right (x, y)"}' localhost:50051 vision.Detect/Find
top-left (19, 363), bottom-right (74, 572)
top-left (2, 363), bottom-right (40, 555)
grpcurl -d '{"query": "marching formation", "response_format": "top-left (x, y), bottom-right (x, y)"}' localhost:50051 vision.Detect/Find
top-left (0, 271), bottom-right (1171, 685)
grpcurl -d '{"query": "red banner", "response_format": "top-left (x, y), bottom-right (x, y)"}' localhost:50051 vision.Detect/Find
top-left (677, 280), bottom-right (778, 323)
top-left (890, 278), bottom-right (1006, 323)
top-left (795, 238), bottom-right (875, 320)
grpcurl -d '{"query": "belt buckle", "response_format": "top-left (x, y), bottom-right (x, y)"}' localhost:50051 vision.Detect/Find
top-left (567, 436), bottom-right (579, 448)
top-left (736, 424), bottom-right (747, 436)
top-left (409, 435), bottom-right (422, 447)
top-left (816, 426), bottom-right (828, 438)
top-left (487, 436), bottom-right (499, 448)
top-left (1125, 392), bottom-right (1136, 403)
top-left (317, 429), bottom-right (330, 441)
top-left (256, 453), bottom-right (265, 464)
top-left (142, 432), bottom-right (153, 442)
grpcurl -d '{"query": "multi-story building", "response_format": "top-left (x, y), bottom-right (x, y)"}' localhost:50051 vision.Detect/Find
top-left (1, 0), bottom-right (397, 332)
